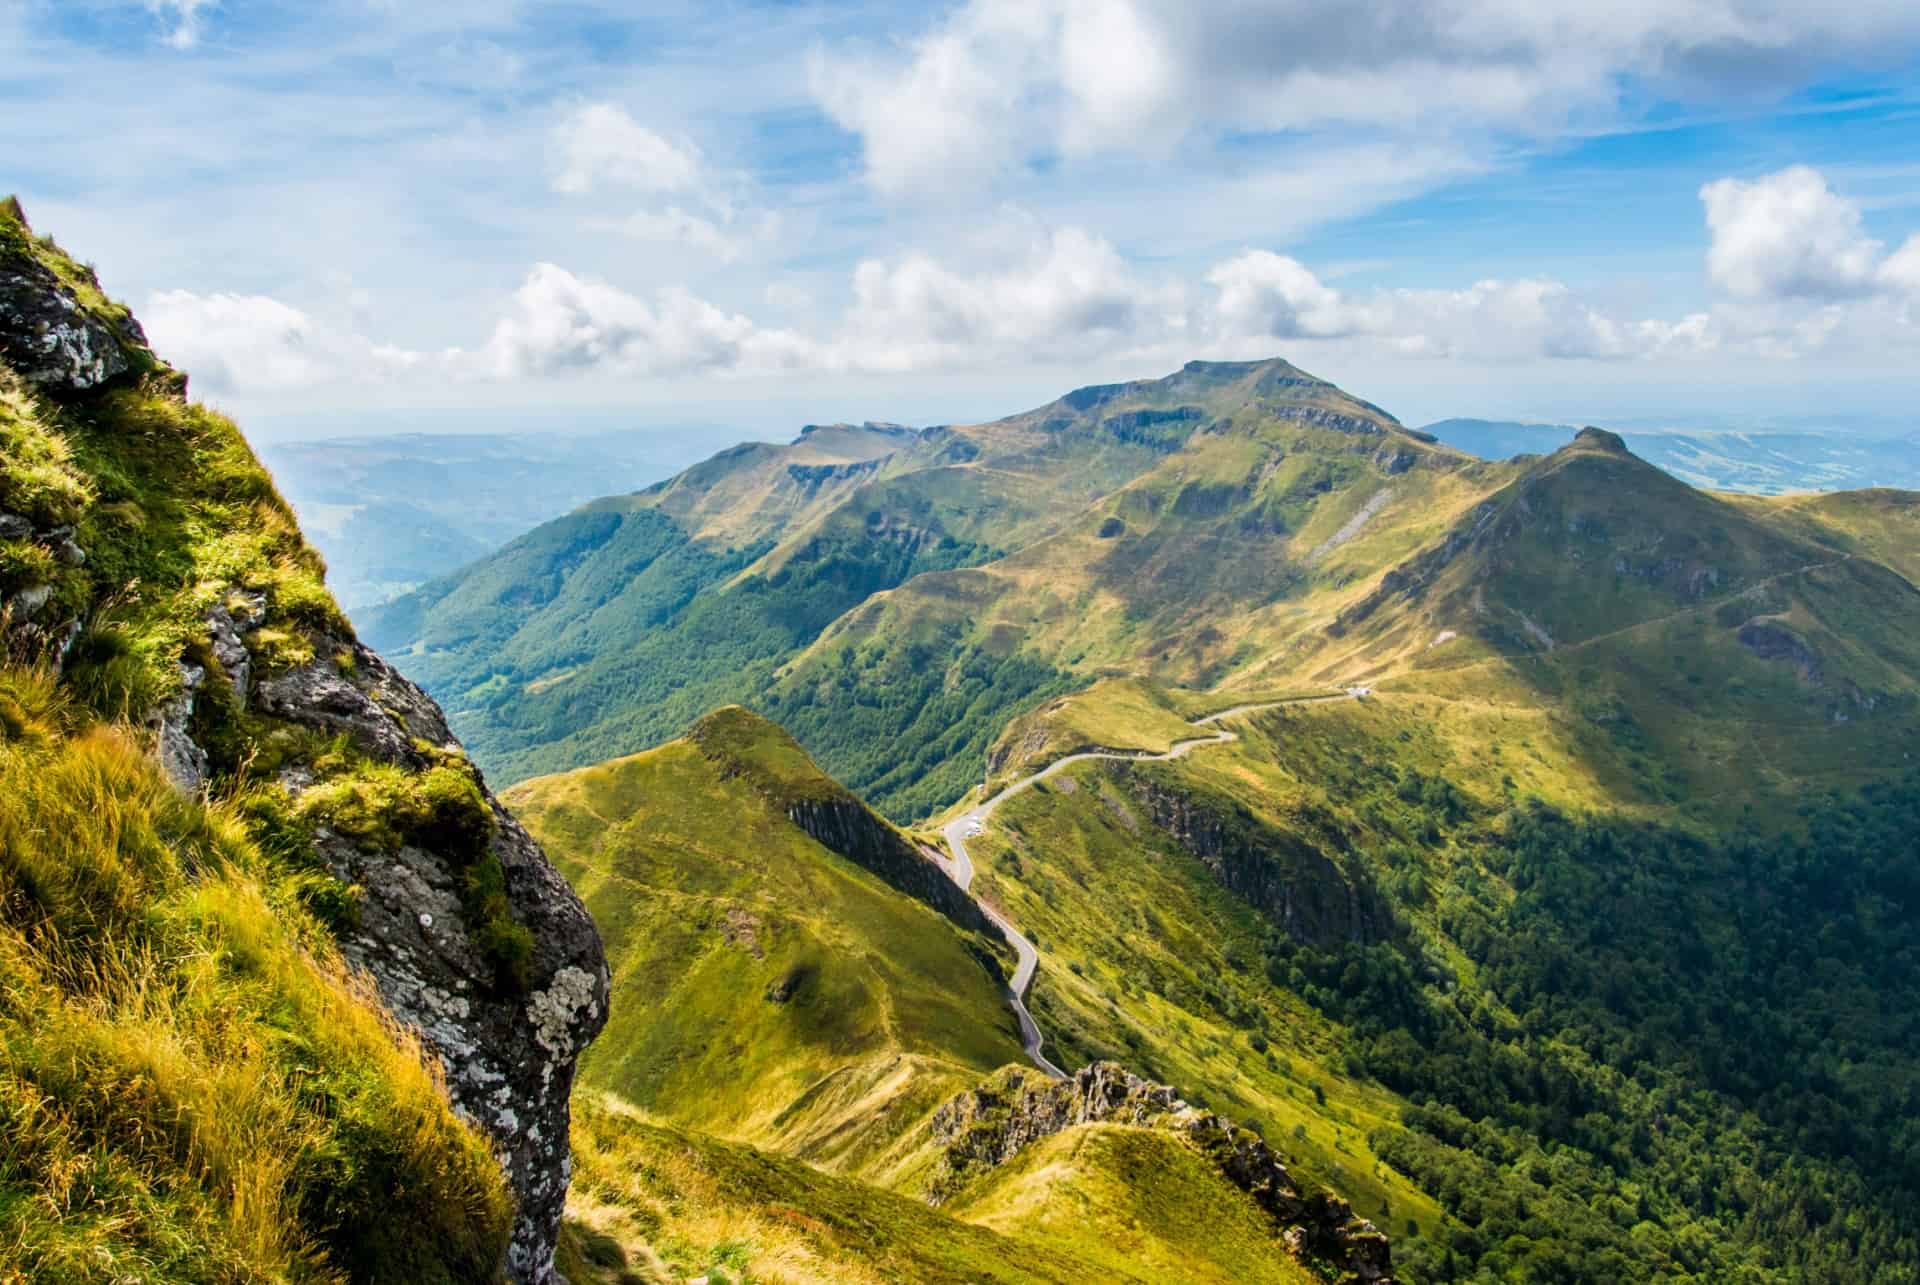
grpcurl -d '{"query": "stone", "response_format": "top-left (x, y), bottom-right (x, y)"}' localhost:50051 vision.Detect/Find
top-left (8, 583), bottom-right (52, 620)
top-left (0, 244), bottom-right (146, 393)
top-left (0, 512), bottom-right (31, 541)
top-left (272, 640), bottom-right (608, 1282)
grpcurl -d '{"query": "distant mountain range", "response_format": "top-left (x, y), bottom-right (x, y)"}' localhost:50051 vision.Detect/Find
top-left (260, 431), bottom-right (718, 612)
top-left (1422, 417), bottom-right (1920, 493)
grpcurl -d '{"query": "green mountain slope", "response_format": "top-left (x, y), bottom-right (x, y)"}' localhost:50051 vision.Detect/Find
top-left (510, 708), bottom-right (1377, 1283)
top-left (503, 707), bottom-right (1023, 1174)
top-left (368, 357), bottom-right (1505, 816)
top-left (0, 198), bottom-right (608, 1280)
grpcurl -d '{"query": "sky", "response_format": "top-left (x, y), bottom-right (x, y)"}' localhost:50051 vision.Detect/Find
top-left (4, 0), bottom-right (1920, 444)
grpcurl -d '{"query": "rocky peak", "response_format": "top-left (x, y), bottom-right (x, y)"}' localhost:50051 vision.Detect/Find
top-left (1571, 425), bottom-right (1630, 454)
top-left (0, 199), bottom-right (158, 396)
top-left (930, 1062), bottom-right (1397, 1283)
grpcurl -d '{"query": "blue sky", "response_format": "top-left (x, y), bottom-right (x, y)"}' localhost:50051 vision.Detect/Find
top-left (5, 0), bottom-right (1919, 442)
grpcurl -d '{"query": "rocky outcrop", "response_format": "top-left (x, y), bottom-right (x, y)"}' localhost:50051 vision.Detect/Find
top-left (785, 793), bottom-right (998, 940)
top-left (1, 201), bottom-right (607, 1284)
top-left (689, 706), bottom-right (999, 943)
top-left (930, 1063), bottom-right (1397, 1284)
top-left (0, 201), bottom-right (150, 394)
top-left (253, 644), bottom-right (610, 1284)
top-left (1115, 767), bottom-right (1390, 948)
top-left (1737, 618), bottom-right (1824, 684)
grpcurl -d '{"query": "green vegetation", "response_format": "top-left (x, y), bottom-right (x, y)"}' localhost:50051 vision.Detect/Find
top-left (0, 197), bottom-right (546, 1282)
top-left (504, 722), bottom-right (1023, 1169)
top-left (961, 680), bottom-right (1920, 1283)
top-left (370, 357), bottom-right (1481, 818)
top-left (942, 1120), bottom-right (1319, 1285)
top-left (295, 754), bottom-right (534, 989)
top-left (0, 667), bottom-right (512, 1282)
top-left (557, 1095), bottom-right (1129, 1285)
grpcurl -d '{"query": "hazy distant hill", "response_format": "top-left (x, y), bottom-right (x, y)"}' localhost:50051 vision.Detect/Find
top-left (261, 431), bottom-right (718, 612)
top-left (1424, 416), bottom-right (1920, 493)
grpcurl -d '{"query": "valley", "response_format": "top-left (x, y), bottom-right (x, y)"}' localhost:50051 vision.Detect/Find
top-left (7, 185), bottom-right (1920, 1285)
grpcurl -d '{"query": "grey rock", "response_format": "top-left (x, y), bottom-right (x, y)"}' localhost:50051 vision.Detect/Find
top-left (8, 583), bottom-right (52, 620)
top-left (51, 536), bottom-right (85, 566)
top-left (930, 1062), bottom-right (1397, 1283)
top-left (1113, 765), bottom-right (1389, 949)
top-left (149, 664), bottom-right (208, 792)
top-left (0, 246), bottom-right (146, 393)
top-left (205, 596), bottom-right (259, 709)
top-left (0, 512), bottom-right (31, 541)
top-left (274, 641), bottom-right (608, 1282)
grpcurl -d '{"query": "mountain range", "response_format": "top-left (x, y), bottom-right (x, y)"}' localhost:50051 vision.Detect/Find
top-left (261, 431), bottom-right (717, 613)
top-left (8, 191), bottom-right (1920, 1285)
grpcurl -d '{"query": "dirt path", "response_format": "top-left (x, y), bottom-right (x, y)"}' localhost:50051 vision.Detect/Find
top-left (934, 690), bottom-right (1359, 1078)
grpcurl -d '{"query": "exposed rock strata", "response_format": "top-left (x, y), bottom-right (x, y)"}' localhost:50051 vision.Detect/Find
top-left (930, 1063), bottom-right (1397, 1284)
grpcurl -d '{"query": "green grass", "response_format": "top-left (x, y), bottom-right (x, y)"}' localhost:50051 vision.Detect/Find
top-left (558, 1093), bottom-right (1134, 1285)
top-left (0, 666), bottom-right (513, 1282)
top-left (505, 728), bottom-right (1024, 1173)
top-left (943, 1123), bottom-right (1318, 1285)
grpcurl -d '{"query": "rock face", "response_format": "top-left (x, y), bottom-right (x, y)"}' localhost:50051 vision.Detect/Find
top-left (259, 646), bottom-right (610, 1283)
top-left (688, 707), bottom-right (998, 940)
top-left (1114, 766), bottom-right (1390, 948)
top-left (930, 1063), bottom-right (1397, 1284)
top-left (1, 199), bottom-right (608, 1284)
top-left (0, 204), bottom-right (150, 394)
top-left (784, 794), bottom-right (997, 938)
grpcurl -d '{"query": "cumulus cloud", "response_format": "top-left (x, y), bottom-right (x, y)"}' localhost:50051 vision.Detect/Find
top-left (549, 102), bottom-right (774, 261)
top-left (470, 263), bottom-right (815, 378)
top-left (143, 165), bottom-right (1919, 397)
top-left (551, 104), bottom-right (702, 195)
top-left (1203, 254), bottom-right (1716, 362)
top-left (811, 1), bottom-right (1920, 196)
top-left (1701, 166), bottom-right (1886, 300)
top-left (142, 290), bottom-right (417, 392)
top-left (839, 223), bottom-right (1182, 369)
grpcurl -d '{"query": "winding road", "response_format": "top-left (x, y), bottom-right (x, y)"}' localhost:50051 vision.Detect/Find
top-left (932, 690), bottom-right (1362, 1079)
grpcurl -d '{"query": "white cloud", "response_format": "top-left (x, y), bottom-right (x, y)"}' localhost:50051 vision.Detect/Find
top-left (1701, 166), bottom-right (1885, 300)
top-left (1883, 235), bottom-right (1920, 296)
top-left (1203, 255), bottom-right (1718, 362)
top-left (808, 1), bottom-right (1054, 199)
top-left (142, 289), bottom-right (415, 392)
top-left (147, 0), bottom-right (215, 50)
top-left (1206, 252), bottom-right (1364, 340)
top-left (470, 263), bottom-right (816, 378)
top-left (142, 164), bottom-right (1920, 399)
top-left (551, 103), bottom-right (702, 196)
top-left (838, 223), bottom-right (1182, 369)
top-left (548, 102), bottom-right (775, 262)
top-left (812, 1), bottom-right (1920, 197)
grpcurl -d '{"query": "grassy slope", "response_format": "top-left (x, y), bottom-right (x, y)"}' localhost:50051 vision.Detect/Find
top-left (0, 201), bottom-right (513, 1280)
top-left (942, 1124), bottom-right (1319, 1285)
top-left (511, 710), bottom-right (1367, 1283)
top-left (557, 1095), bottom-right (1139, 1285)
top-left (369, 357), bottom-right (1506, 820)
top-left (1294, 431), bottom-right (1920, 822)
top-left (502, 714), bottom-right (1025, 1178)
top-left (959, 755), bottom-right (1447, 1246)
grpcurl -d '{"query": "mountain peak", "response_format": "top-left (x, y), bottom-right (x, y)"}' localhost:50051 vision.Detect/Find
top-left (1571, 426), bottom-right (1631, 454)
top-left (0, 195), bottom-right (165, 395)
